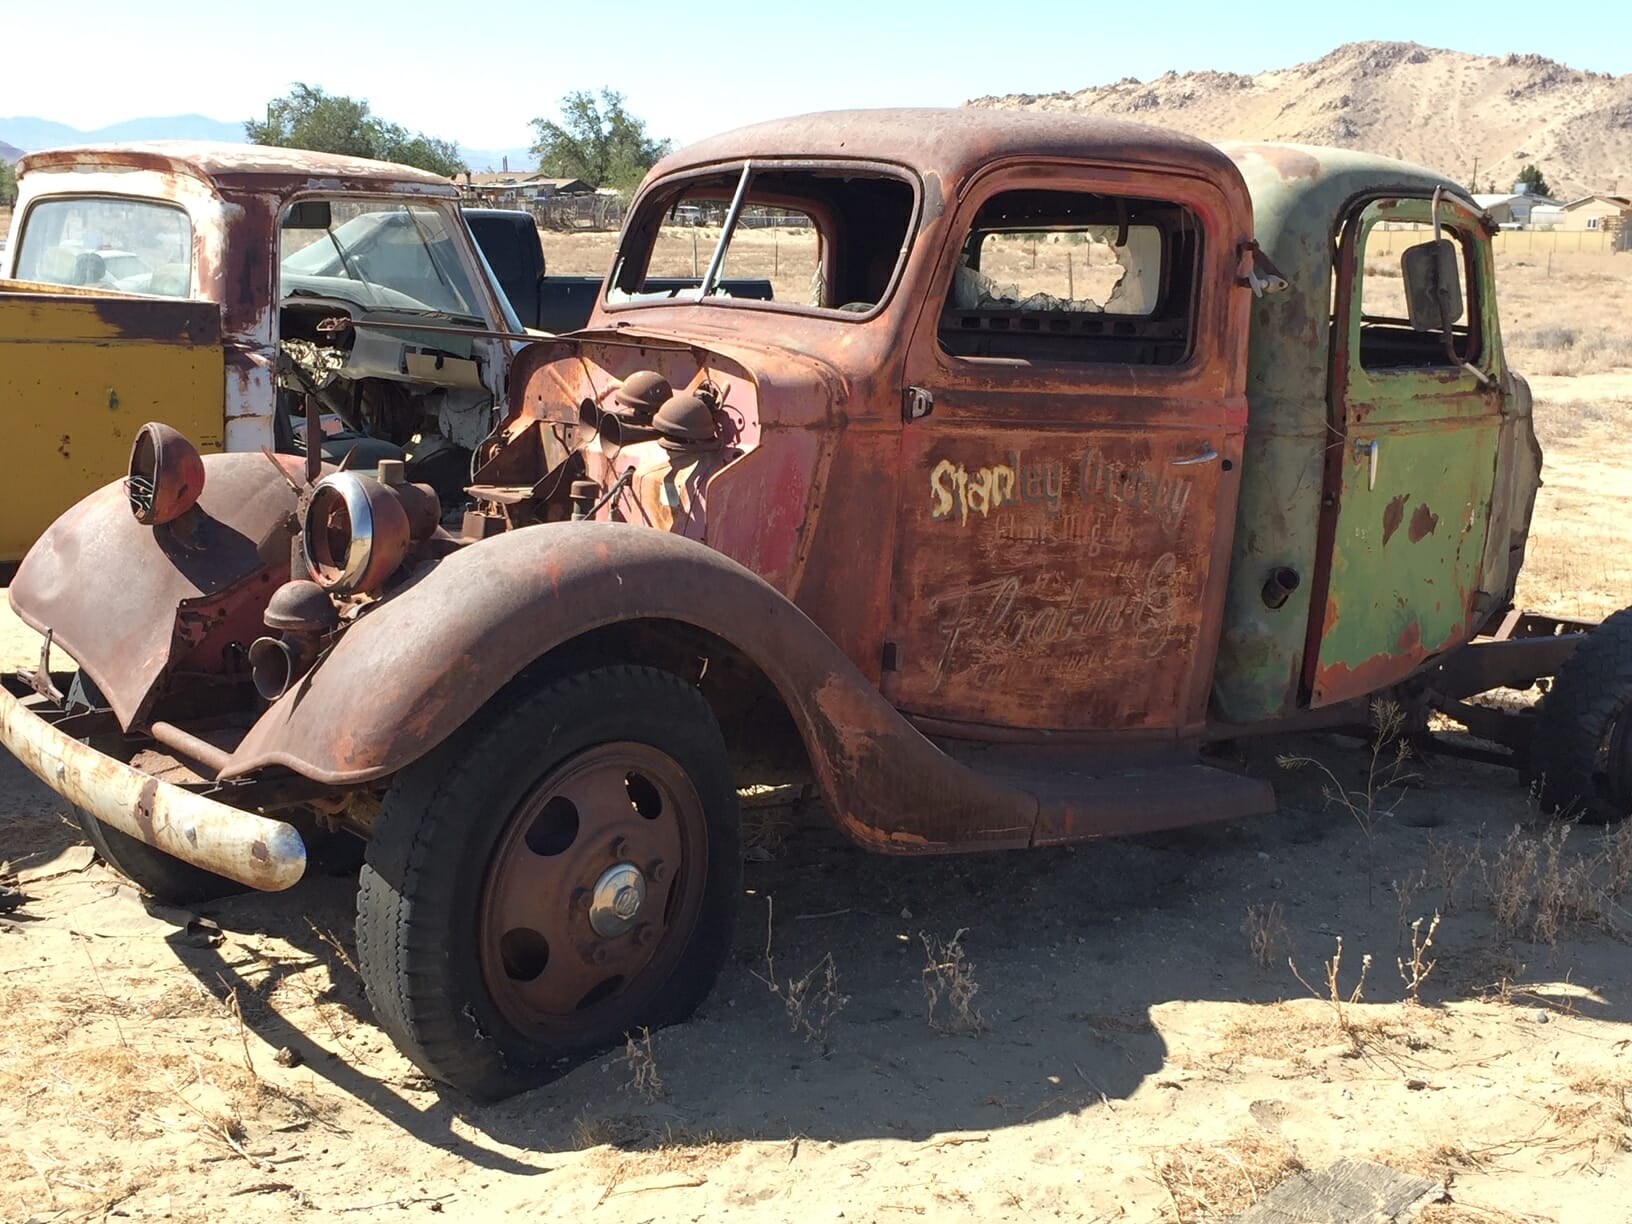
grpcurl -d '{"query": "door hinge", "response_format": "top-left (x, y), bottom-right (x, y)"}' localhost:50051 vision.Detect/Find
top-left (902, 386), bottom-right (934, 422)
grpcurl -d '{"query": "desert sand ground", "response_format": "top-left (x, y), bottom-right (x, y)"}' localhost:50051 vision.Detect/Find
top-left (1, 246), bottom-right (1630, 1224)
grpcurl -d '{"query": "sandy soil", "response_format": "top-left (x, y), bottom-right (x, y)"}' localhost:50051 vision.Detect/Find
top-left (2, 259), bottom-right (1631, 1224)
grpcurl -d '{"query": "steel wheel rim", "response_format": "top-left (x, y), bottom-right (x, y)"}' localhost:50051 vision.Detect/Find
top-left (478, 741), bottom-right (709, 1041)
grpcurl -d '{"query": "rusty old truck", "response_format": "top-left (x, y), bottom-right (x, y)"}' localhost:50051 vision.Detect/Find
top-left (0, 142), bottom-right (528, 567)
top-left (3, 109), bottom-right (1625, 1099)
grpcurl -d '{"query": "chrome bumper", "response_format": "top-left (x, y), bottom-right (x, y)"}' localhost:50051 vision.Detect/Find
top-left (0, 684), bottom-right (306, 891)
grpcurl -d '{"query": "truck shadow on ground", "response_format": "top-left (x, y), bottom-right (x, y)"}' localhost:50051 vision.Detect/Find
top-left (9, 734), bottom-right (1630, 1173)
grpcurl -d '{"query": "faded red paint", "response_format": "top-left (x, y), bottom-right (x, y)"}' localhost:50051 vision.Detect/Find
top-left (1409, 501), bottom-right (1440, 542)
top-left (1383, 493), bottom-right (1409, 545)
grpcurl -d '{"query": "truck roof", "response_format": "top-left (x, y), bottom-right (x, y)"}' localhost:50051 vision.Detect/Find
top-left (650, 107), bottom-right (1244, 185)
top-left (17, 141), bottom-right (458, 196)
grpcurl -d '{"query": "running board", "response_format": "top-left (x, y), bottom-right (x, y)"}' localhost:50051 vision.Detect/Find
top-left (958, 748), bottom-right (1277, 845)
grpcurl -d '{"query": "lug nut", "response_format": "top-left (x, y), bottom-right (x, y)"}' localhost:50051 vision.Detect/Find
top-left (648, 860), bottom-right (668, 883)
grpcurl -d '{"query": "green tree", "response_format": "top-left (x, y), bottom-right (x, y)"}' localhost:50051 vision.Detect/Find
top-left (0, 158), bottom-right (16, 209)
top-left (529, 90), bottom-right (671, 193)
top-left (246, 84), bottom-right (466, 177)
top-left (1516, 163), bottom-right (1552, 199)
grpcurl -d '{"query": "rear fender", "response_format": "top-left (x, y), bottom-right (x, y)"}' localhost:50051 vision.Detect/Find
top-left (224, 523), bottom-right (1036, 853)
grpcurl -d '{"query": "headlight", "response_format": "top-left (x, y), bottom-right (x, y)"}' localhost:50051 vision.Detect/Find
top-left (302, 472), bottom-right (411, 594)
top-left (125, 422), bottom-right (205, 525)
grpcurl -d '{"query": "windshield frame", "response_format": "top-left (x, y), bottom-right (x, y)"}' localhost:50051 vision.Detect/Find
top-left (603, 157), bottom-right (922, 325)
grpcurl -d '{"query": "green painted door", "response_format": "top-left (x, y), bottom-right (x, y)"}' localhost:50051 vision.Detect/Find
top-left (1310, 195), bottom-right (1507, 707)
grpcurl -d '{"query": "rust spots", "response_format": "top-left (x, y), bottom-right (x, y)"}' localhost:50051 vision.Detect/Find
top-left (1251, 144), bottom-right (1321, 181)
top-left (56, 435), bottom-right (71, 459)
top-left (133, 777), bottom-right (158, 842)
top-left (1408, 502), bottom-right (1440, 542)
top-left (1382, 493), bottom-right (1409, 545)
top-left (1398, 620), bottom-right (1422, 652)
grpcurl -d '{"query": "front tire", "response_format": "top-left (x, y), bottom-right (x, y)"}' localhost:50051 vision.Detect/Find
top-left (355, 665), bottom-right (740, 1100)
top-left (1531, 608), bottom-right (1632, 823)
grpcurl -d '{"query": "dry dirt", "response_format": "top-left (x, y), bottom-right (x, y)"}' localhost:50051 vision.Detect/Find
top-left (3, 254), bottom-right (1632, 1224)
top-left (969, 41), bottom-right (1632, 201)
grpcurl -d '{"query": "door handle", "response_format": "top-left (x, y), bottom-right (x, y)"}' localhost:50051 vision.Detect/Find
top-left (1353, 438), bottom-right (1379, 490)
top-left (1171, 446), bottom-right (1219, 467)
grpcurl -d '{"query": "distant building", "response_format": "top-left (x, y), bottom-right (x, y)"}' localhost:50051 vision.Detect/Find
top-left (1553, 194), bottom-right (1632, 233)
top-left (456, 172), bottom-right (592, 207)
top-left (1472, 181), bottom-right (1559, 228)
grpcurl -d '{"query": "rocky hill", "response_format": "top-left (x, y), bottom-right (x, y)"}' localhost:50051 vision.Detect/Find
top-left (969, 42), bottom-right (1632, 199)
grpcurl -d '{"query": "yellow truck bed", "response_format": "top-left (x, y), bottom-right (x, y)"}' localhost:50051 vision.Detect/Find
top-left (1, 284), bottom-right (223, 565)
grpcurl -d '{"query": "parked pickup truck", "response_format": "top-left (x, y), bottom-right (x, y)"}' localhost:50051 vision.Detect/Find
top-left (463, 207), bottom-right (772, 333)
top-left (0, 143), bottom-right (526, 565)
top-left (5, 110), bottom-right (1622, 1102)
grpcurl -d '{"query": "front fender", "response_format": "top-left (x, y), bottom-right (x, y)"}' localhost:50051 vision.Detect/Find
top-left (224, 523), bottom-right (1036, 852)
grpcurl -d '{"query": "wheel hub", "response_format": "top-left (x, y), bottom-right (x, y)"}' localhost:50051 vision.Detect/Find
top-left (590, 862), bottom-right (647, 937)
top-left (476, 741), bottom-right (708, 1039)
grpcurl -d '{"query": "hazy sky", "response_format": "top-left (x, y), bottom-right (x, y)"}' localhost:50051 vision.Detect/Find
top-left (4, 0), bottom-right (1628, 152)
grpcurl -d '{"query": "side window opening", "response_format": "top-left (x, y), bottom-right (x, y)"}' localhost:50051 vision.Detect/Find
top-left (607, 167), bottom-right (915, 317)
top-left (1356, 213), bottom-right (1481, 371)
top-left (938, 189), bottom-right (1200, 365)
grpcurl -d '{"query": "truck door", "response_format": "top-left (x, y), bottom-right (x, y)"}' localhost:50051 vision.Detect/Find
top-left (1307, 195), bottom-right (1506, 707)
top-left (881, 165), bottom-right (1249, 735)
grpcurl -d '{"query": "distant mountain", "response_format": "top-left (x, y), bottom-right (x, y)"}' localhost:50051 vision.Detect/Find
top-left (969, 41), bottom-right (1632, 200)
top-left (0, 114), bottom-right (246, 150)
top-left (0, 139), bottom-right (22, 165)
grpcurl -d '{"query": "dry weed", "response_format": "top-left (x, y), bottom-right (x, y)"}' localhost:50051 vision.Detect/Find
top-left (621, 1027), bottom-right (664, 1103)
top-left (1289, 936), bottom-right (1373, 1044)
top-left (1424, 835), bottom-right (1478, 914)
top-left (1241, 902), bottom-right (1286, 970)
top-left (920, 929), bottom-right (985, 1035)
top-left (1277, 698), bottom-right (1415, 899)
top-left (1150, 1133), bottom-right (1304, 1223)
top-left (1397, 912), bottom-right (1442, 1004)
top-left (753, 896), bottom-right (848, 1052)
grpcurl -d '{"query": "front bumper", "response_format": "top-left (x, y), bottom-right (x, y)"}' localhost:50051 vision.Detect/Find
top-left (0, 681), bottom-right (307, 891)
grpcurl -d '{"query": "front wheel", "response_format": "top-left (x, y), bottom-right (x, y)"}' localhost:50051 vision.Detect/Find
top-left (355, 666), bottom-right (740, 1100)
top-left (1530, 608), bottom-right (1632, 823)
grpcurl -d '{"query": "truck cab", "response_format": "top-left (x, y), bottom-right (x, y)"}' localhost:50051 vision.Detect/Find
top-left (1, 143), bottom-right (522, 561)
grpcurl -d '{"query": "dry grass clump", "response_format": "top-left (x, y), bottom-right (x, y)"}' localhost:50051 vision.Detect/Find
top-left (1507, 326), bottom-right (1632, 376)
top-left (1546, 1071), bottom-right (1632, 1165)
top-left (921, 929), bottom-right (985, 1035)
top-left (1479, 822), bottom-right (1630, 944)
top-left (1150, 1133), bottom-right (1304, 1223)
top-left (1241, 902), bottom-right (1286, 969)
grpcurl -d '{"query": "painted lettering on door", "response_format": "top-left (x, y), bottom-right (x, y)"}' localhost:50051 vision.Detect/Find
top-left (929, 450), bottom-right (1192, 530)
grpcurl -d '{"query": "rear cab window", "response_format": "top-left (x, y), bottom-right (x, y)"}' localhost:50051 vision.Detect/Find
top-left (606, 163), bottom-right (917, 319)
top-left (13, 197), bottom-right (193, 296)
